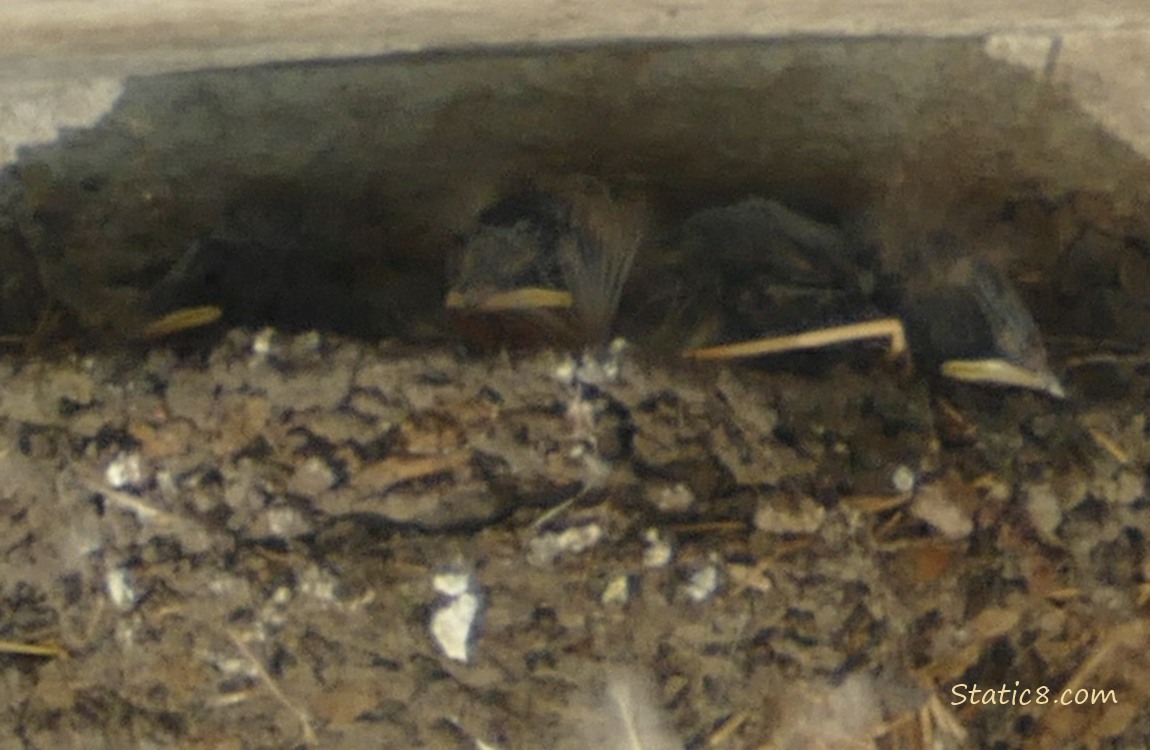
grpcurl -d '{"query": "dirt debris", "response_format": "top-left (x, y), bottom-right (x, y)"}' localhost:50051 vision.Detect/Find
top-left (0, 329), bottom-right (1147, 749)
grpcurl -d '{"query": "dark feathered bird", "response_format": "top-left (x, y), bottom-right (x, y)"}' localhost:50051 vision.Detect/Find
top-left (445, 175), bottom-right (648, 348)
top-left (894, 233), bottom-right (1064, 397)
top-left (447, 178), bottom-right (1063, 398)
top-left (681, 198), bottom-right (1065, 398)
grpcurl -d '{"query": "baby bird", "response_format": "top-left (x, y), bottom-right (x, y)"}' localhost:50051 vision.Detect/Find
top-left (445, 175), bottom-right (649, 348)
top-left (641, 197), bottom-right (874, 352)
top-left (681, 198), bottom-right (1065, 398)
top-left (446, 176), bottom-right (1063, 398)
top-left (895, 232), bottom-right (1065, 397)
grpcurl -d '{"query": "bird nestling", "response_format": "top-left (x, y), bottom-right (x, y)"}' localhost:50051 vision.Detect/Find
top-left (676, 198), bottom-right (1065, 398)
top-left (894, 234), bottom-right (1065, 398)
top-left (445, 175), bottom-right (650, 348)
top-left (446, 174), bottom-right (1064, 399)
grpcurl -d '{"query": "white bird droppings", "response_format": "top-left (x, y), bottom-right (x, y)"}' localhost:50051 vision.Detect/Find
top-left (430, 571), bottom-right (481, 663)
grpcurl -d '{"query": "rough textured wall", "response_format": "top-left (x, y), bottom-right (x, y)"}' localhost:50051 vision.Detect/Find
top-left (4, 0), bottom-right (1150, 166)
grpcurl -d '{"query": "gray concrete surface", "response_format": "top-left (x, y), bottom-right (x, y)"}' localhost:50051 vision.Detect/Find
top-left (3, 1), bottom-right (1150, 164)
top-left (5, 0), bottom-right (1150, 79)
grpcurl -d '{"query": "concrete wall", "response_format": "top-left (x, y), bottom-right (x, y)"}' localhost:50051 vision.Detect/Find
top-left (4, 1), bottom-right (1150, 163)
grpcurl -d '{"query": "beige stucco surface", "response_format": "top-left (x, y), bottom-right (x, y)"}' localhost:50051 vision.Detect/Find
top-left (4, 1), bottom-right (1150, 165)
top-left (4, 0), bottom-right (1150, 80)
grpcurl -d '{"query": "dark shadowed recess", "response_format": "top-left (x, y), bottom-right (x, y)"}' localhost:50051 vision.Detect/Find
top-left (0, 38), bottom-right (1148, 358)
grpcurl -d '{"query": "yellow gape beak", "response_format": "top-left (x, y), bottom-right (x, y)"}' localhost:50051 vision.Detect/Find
top-left (140, 305), bottom-right (223, 339)
top-left (939, 358), bottom-right (1065, 399)
top-left (445, 287), bottom-right (573, 313)
top-left (445, 176), bottom-right (647, 348)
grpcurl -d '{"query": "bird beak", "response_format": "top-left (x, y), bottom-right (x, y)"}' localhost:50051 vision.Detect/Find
top-left (140, 305), bottom-right (223, 339)
top-left (939, 358), bottom-right (1066, 399)
top-left (444, 287), bottom-right (573, 313)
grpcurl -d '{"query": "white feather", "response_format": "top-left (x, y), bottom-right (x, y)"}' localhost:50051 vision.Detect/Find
top-left (588, 669), bottom-right (683, 750)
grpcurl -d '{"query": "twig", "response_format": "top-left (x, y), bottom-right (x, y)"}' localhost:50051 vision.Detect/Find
top-left (684, 318), bottom-right (906, 361)
top-left (227, 630), bottom-right (317, 746)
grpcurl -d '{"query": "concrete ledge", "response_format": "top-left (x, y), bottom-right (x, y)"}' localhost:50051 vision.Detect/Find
top-left (5, 1), bottom-right (1150, 82)
top-left (4, 2), bottom-right (1150, 165)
